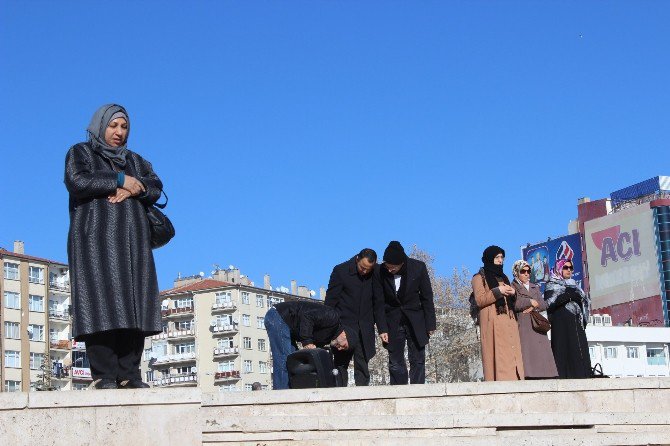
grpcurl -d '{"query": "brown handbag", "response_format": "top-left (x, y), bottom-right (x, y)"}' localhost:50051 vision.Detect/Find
top-left (530, 311), bottom-right (551, 334)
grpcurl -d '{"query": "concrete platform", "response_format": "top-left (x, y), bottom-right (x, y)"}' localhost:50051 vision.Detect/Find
top-left (1, 378), bottom-right (669, 445)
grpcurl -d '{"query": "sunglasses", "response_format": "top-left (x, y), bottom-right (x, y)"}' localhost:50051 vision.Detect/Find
top-left (562, 265), bottom-right (574, 271)
top-left (520, 269), bottom-right (531, 274)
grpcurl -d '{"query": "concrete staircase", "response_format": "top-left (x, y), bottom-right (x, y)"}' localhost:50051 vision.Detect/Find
top-left (1, 378), bottom-right (669, 445)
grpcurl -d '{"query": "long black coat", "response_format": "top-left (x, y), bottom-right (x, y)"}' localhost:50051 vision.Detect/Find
top-left (275, 301), bottom-right (343, 347)
top-left (324, 256), bottom-right (386, 360)
top-left (65, 142), bottom-right (163, 339)
top-left (375, 258), bottom-right (436, 348)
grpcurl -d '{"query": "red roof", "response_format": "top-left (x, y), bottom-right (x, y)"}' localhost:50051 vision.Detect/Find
top-left (0, 248), bottom-right (67, 266)
top-left (161, 279), bottom-right (233, 296)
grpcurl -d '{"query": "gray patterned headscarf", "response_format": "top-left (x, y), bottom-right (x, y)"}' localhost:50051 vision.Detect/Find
top-left (86, 104), bottom-right (130, 168)
top-left (512, 260), bottom-right (530, 279)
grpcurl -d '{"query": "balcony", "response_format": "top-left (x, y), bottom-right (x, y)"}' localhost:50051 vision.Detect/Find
top-left (214, 371), bottom-right (241, 382)
top-left (152, 372), bottom-right (198, 387)
top-left (211, 301), bottom-right (236, 313)
top-left (50, 340), bottom-right (71, 350)
top-left (213, 346), bottom-right (240, 359)
top-left (49, 309), bottom-right (70, 323)
top-left (161, 306), bottom-right (194, 319)
top-left (49, 281), bottom-right (70, 293)
top-left (167, 329), bottom-right (196, 341)
top-left (151, 352), bottom-right (196, 366)
top-left (648, 357), bottom-right (668, 366)
top-left (211, 323), bottom-right (239, 336)
top-left (52, 366), bottom-right (70, 379)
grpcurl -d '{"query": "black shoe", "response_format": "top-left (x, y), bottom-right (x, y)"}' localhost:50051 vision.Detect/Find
top-left (94, 379), bottom-right (119, 390)
top-left (118, 379), bottom-right (150, 389)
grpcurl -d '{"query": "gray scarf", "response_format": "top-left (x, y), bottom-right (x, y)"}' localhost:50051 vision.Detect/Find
top-left (86, 104), bottom-right (130, 169)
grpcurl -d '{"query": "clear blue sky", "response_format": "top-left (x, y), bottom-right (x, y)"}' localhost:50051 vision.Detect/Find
top-left (1, 2), bottom-right (668, 292)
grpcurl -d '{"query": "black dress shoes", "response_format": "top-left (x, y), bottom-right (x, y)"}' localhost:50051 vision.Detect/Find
top-left (94, 379), bottom-right (119, 390)
top-left (118, 379), bottom-right (150, 389)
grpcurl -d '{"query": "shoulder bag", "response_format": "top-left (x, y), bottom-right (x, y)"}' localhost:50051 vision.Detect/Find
top-left (147, 190), bottom-right (175, 249)
top-left (529, 310), bottom-right (551, 334)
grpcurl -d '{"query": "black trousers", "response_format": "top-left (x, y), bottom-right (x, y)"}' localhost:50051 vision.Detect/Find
top-left (387, 315), bottom-right (425, 385)
top-left (82, 329), bottom-right (145, 382)
top-left (333, 331), bottom-right (370, 386)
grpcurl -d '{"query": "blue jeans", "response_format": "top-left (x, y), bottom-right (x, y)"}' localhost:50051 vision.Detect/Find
top-left (264, 307), bottom-right (297, 390)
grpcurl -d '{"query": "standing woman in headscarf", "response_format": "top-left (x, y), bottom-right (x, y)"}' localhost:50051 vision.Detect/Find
top-left (471, 246), bottom-right (524, 381)
top-left (544, 258), bottom-right (591, 378)
top-left (65, 104), bottom-right (164, 389)
top-left (511, 260), bottom-right (557, 379)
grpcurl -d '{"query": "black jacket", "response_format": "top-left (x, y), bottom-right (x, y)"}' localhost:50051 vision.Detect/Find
top-left (275, 301), bottom-right (343, 347)
top-left (374, 258), bottom-right (436, 347)
top-left (65, 143), bottom-right (163, 339)
top-left (324, 256), bottom-right (385, 360)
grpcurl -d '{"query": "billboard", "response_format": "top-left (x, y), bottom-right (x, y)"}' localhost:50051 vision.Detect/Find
top-left (584, 205), bottom-right (661, 309)
top-left (521, 233), bottom-right (583, 293)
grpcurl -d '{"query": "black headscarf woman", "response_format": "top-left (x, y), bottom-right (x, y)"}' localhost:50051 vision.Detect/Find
top-left (481, 245), bottom-right (514, 315)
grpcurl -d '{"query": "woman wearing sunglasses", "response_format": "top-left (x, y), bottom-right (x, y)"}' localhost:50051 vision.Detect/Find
top-left (544, 258), bottom-right (592, 378)
top-left (511, 260), bottom-right (557, 379)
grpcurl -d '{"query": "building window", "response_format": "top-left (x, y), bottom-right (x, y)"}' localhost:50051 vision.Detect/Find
top-left (72, 350), bottom-right (90, 368)
top-left (29, 352), bottom-right (45, 370)
top-left (175, 320), bottom-right (194, 331)
top-left (4, 291), bottom-right (20, 310)
top-left (5, 350), bottom-right (20, 368)
top-left (215, 314), bottom-right (232, 327)
top-left (647, 347), bottom-right (667, 366)
top-left (218, 360), bottom-right (235, 372)
top-left (259, 361), bottom-right (268, 374)
top-left (175, 297), bottom-right (193, 309)
top-left (604, 347), bottom-right (618, 359)
top-left (145, 371), bottom-right (154, 383)
top-left (28, 266), bottom-right (44, 284)
top-left (4, 380), bottom-right (21, 392)
top-left (268, 296), bottom-right (284, 307)
top-left (257, 317), bottom-right (265, 329)
top-left (215, 291), bottom-right (232, 305)
top-left (626, 347), bottom-right (639, 359)
top-left (29, 295), bottom-right (44, 312)
top-left (176, 366), bottom-right (194, 375)
top-left (218, 337), bottom-right (234, 349)
top-left (219, 384), bottom-right (237, 392)
top-left (241, 292), bottom-right (250, 305)
top-left (176, 343), bottom-right (195, 354)
top-left (28, 324), bottom-right (45, 342)
top-left (3, 262), bottom-right (19, 280)
top-left (242, 314), bottom-right (250, 326)
top-left (244, 360), bottom-right (253, 373)
top-left (244, 384), bottom-right (253, 391)
top-left (144, 348), bottom-right (152, 361)
top-left (5, 322), bottom-right (20, 339)
top-left (72, 383), bottom-right (89, 391)
top-left (256, 294), bottom-right (264, 307)
top-left (258, 339), bottom-right (266, 351)
top-left (588, 346), bottom-right (595, 361)
top-left (243, 337), bottom-right (252, 349)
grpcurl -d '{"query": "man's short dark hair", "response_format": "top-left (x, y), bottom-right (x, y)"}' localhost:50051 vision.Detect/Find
top-left (357, 248), bottom-right (377, 263)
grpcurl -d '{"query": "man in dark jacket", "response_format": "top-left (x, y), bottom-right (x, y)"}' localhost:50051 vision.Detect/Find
top-left (325, 248), bottom-right (387, 386)
top-left (375, 241), bottom-right (436, 384)
top-left (264, 301), bottom-right (352, 390)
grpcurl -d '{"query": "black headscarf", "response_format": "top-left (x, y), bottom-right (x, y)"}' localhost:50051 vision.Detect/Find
top-left (86, 104), bottom-right (130, 169)
top-left (481, 245), bottom-right (513, 315)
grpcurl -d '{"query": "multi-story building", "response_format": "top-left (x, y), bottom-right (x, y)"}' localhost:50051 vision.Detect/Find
top-left (142, 267), bottom-right (317, 392)
top-left (586, 314), bottom-right (670, 377)
top-left (1, 241), bottom-right (90, 391)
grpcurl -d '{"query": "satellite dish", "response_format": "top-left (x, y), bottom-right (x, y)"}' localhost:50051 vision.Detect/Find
top-left (191, 367), bottom-right (198, 373)
top-left (210, 320), bottom-right (217, 327)
top-left (309, 290), bottom-right (316, 297)
top-left (228, 265), bottom-right (235, 270)
top-left (199, 272), bottom-right (205, 277)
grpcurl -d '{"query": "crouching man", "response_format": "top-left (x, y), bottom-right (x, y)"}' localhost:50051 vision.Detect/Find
top-left (264, 301), bottom-right (352, 390)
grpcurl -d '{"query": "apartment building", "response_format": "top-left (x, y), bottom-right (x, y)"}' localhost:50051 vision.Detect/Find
top-left (142, 267), bottom-right (318, 392)
top-left (0, 241), bottom-right (87, 391)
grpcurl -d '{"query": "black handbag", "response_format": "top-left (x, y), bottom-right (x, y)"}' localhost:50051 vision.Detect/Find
top-left (147, 190), bottom-right (175, 249)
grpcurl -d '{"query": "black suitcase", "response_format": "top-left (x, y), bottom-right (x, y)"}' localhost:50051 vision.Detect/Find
top-left (286, 348), bottom-right (343, 389)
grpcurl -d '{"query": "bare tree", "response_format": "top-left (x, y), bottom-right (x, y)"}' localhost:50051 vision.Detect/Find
top-left (368, 245), bottom-right (482, 384)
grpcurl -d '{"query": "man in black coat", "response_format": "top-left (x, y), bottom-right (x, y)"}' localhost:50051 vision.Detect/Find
top-left (325, 248), bottom-right (386, 386)
top-left (265, 301), bottom-right (353, 390)
top-left (375, 241), bottom-right (436, 384)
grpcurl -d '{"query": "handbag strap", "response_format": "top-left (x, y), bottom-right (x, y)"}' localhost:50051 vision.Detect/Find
top-left (154, 189), bottom-right (169, 209)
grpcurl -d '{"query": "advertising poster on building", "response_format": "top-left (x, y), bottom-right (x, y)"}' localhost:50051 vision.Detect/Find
top-left (584, 205), bottom-right (661, 309)
top-left (521, 233), bottom-right (583, 293)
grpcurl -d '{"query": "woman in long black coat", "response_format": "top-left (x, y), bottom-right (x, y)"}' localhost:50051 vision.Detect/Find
top-left (544, 258), bottom-right (592, 378)
top-left (65, 104), bottom-right (163, 389)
